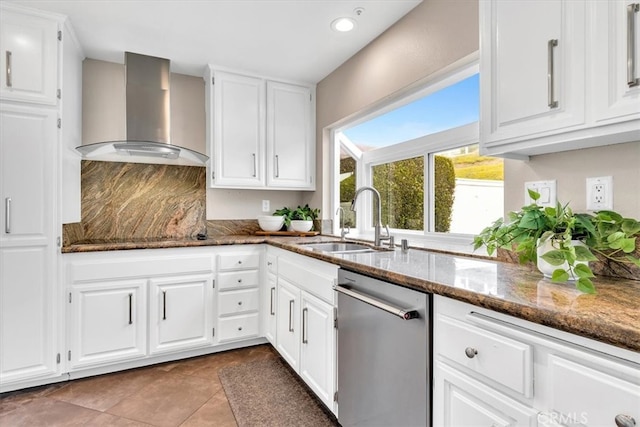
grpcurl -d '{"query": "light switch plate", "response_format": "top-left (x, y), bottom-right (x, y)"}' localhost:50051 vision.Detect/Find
top-left (524, 180), bottom-right (557, 208)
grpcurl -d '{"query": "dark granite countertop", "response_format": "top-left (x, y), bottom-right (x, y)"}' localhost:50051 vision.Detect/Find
top-left (62, 235), bottom-right (640, 353)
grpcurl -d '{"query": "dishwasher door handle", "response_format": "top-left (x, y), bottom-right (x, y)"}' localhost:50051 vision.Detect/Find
top-left (335, 285), bottom-right (420, 320)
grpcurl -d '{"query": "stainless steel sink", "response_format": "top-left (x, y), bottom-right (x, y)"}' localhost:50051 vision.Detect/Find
top-left (302, 242), bottom-right (376, 254)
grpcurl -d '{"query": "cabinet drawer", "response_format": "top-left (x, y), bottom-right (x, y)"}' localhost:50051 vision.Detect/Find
top-left (218, 288), bottom-right (259, 316)
top-left (217, 253), bottom-right (260, 271)
top-left (547, 355), bottom-right (640, 426)
top-left (217, 270), bottom-right (259, 290)
top-left (217, 313), bottom-right (260, 343)
top-left (436, 315), bottom-right (533, 398)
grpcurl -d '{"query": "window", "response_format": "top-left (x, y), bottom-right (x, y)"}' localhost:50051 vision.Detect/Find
top-left (332, 61), bottom-right (503, 253)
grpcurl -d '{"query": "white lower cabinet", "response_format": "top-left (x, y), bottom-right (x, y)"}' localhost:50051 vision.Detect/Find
top-left (262, 251), bottom-right (277, 344)
top-left (434, 361), bottom-right (538, 427)
top-left (69, 280), bottom-right (147, 369)
top-left (65, 248), bottom-right (215, 371)
top-left (433, 295), bottom-right (640, 427)
top-left (273, 249), bottom-right (338, 413)
top-left (215, 247), bottom-right (262, 344)
top-left (149, 275), bottom-right (213, 355)
top-left (299, 290), bottom-right (335, 407)
top-left (276, 277), bottom-right (301, 370)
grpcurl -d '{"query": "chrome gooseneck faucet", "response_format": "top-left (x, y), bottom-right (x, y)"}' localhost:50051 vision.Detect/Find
top-left (350, 186), bottom-right (390, 247)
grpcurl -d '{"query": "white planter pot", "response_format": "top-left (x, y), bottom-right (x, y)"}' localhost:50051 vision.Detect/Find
top-left (536, 239), bottom-right (588, 280)
top-left (290, 220), bottom-right (313, 232)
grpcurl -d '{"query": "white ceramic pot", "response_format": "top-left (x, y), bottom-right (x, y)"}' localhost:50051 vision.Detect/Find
top-left (258, 215), bottom-right (285, 232)
top-left (289, 220), bottom-right (313, 233)
top-left (536, 239), bottom-right (588, 280)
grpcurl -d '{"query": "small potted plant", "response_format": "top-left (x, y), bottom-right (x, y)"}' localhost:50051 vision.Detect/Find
top-left (473, 190), bottom-right (640, 294)
top-left (273, 204), bottom-right (320, 232)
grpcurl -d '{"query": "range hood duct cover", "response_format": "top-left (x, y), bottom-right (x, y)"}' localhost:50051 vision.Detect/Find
top-left (76, 52), bottom-right (208, 166)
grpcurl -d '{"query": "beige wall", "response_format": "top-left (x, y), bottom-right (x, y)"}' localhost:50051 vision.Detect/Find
top-left (308, 0), bottom-right (480, 216)
top-left (505, 142), bottom-right (640, 218)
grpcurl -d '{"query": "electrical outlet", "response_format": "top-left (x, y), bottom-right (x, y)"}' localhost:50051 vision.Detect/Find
top-left (524, 180), bottom-right (557, 208)
top-left (586, 176), bottom-right (613, 210)
top-left (262, 200), bottom-right (270, 212)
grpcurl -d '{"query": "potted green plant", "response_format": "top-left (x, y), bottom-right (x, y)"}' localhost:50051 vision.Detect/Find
top-left (273, 204), bottom-right (320, 232)
top-left (473, 190), bottom-right (640, 294)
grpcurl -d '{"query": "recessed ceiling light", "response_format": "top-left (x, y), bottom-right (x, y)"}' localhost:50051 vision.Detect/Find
top-left (331, 17), bottom-right (356, 32)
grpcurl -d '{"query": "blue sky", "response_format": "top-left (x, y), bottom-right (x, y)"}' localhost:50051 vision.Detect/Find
top-left (342, 74), bottom-right (479, 148)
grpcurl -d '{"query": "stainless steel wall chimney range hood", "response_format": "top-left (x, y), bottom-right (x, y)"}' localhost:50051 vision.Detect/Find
top-left (76, 52), bottom-right (208, 166)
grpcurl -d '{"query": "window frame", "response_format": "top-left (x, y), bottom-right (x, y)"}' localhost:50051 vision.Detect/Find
top-left (331, 57), bottom-right (491, 254)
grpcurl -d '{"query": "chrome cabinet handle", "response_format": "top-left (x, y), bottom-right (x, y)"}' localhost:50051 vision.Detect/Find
top-left (162, 290), bottom-right (167, 320)
top-left (302, 307), bottom-right (308, 344)
top-left (270, 287), bottom-right (275, 315)
top-left (4, 197), bottom-right (11, 234)
top-left (275, 154), bottom-right (280, 178)
top-left (547, 39), bottom-right (559, 108)
top-left (465, 347), bottom-right (478, 358)
top-left (288, 299), bottom-right (294, 332)
top-left (628, 3), bottom-right (640, 87)
top-left (128, 293), bottom-right (133, 325)
top-left (5, 51), bottom-right (12, 88)
top-left (615, 414), bottom-right (637, 427)
top-left (252, 153), bottom-right (257, 177)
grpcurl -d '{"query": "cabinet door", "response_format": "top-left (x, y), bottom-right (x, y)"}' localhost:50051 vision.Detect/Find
top-left (0, 246), bottom-right (57, 385)
top-left (0, 7), bottom-right (58, 105)
top-left (149, 274), bottom-right (213, 354)
top-left (276, 278), bottom-right (300, 371)
top-left (481, 0), bottom-right (585, 147)
top-left (211, 70), bottom-right (265, 187)
top-left (266, 81), bottom-right (313, 189)
top-left (263, 272), bottom-right (277, 344)
top-left (0, 104), bottom-right (58, 387)
top-left (300, 291), bottom-right (335, 409)
top-left (0, 104), bottom-right (56, 241)
top-left (69, 281), bottom-right (147, 369)
top-left (433, 361), bottom-right (539, 427)
top-left (592, 1), bottom-right (640, 125)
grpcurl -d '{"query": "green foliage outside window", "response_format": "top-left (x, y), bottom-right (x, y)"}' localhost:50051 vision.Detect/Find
top-left (373, 157), bottom-right (425, 230)
top-left (434, 156), bottom-right (456, 232)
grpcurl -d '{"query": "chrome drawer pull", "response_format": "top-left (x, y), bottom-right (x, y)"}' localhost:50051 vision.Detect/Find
top-left (628, 3), bottom-right (640, 87)
top-left (4, 197), bottom-right (11, 234)
top-left (5, 51), bottom-right (12, 88)
top-left (302, 307), bottom-right (308, 344)
top-left (547, 39), bottom-right (559, 108)
top-left (465, 347), bottom-right (478, 359)
top-left (128, 293), bottom-right (133, 325)
top-left (270, 287), bottom-right (275, 315)
top-left (615, 414), bottom-right (636, 427)
top-left (289, 299), bottom-right (294, 332)
top-left (162, 290), bottom-right (167, 320)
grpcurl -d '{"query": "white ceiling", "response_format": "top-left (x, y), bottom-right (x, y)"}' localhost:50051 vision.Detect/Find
top-left (7, 0), bottom-right (421, 83)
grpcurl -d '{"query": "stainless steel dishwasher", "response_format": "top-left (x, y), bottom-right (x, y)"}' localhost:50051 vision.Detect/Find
top-left (335, 269), bottom-right (430, 427)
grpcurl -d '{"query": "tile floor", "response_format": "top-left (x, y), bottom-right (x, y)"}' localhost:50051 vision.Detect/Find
top-left (0, 344), bottom-right (279, 426)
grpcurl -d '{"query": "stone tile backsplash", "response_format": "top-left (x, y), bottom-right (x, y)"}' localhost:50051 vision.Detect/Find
top-left (80, 160), bottom-right (206, 240)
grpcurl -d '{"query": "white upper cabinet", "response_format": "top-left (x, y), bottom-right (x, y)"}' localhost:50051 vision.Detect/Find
top-left (266, 81), bottom-right (313, 189)
top-left (591, 1), bottom-right (640, 125)
top-left (205, 66), bottom-right (315, 190)
top-left (208, 70), bottom-right (266, 188)
top-left (480, 0), bottom-right (586, 156)
top-left (480, 0), bottom-right (640, 158)
top-left (0, 7), bottom-right (59, 105)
